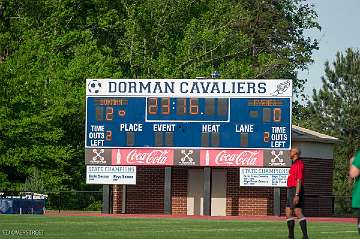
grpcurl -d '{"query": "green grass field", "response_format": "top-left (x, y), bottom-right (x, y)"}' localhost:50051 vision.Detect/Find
top-left (0, 215), bottom-right (358, 239)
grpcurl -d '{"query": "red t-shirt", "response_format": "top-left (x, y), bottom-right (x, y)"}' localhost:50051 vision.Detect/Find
top-left (287, 159), bottom-right (304, 188)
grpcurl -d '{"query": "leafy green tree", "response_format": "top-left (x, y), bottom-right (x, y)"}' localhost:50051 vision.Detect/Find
top-left (309, 48), bottom-right (360, 208)
top-left (21, 168), bottom-right (45, 193)
top-left (0, 0), bottom-right (320, 190)
top-left (0, 3), bottom-right (118, 190)
top-left (292, 101), bottom-right (314, 128)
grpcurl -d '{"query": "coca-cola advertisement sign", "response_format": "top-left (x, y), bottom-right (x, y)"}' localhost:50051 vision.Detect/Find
top-left (200, 149), bottom-right (263, 167)
top-left (111, 149), bottom-right (174, 166)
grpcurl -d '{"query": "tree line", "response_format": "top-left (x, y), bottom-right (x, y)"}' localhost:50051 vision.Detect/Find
top-left (2, 0), bottom-right (357, 201)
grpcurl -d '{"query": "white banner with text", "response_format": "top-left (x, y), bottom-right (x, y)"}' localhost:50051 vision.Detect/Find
top-left (240, 167), bottom-right (289, 187)
top-left (86, 165), bottom-right (136, 184)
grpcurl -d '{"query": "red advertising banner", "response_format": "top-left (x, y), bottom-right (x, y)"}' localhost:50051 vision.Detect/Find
top-left (199, 149), bottom-right (263, 167)
top-left (112, 148), bottom-right (174, 166)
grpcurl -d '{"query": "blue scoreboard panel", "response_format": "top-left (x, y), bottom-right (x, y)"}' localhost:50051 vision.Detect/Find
top-left (85, 79), bottom-right (292, 149)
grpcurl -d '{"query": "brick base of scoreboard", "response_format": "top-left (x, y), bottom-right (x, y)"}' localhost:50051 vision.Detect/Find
top-left (112, 159), bottom-right (333, 216)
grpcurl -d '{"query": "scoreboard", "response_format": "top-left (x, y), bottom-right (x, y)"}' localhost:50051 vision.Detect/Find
top-left (85, 79), bottom-right (292, 149)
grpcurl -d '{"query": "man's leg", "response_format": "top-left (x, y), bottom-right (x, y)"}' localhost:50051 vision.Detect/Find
top-left (294, 208), bottom-right (309, 239)
top-left (286, 188), bottom-right (296, 239)
top-left (286, 207), bottom-right (295, 239)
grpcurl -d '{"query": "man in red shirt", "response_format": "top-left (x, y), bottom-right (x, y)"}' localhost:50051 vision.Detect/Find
top-left (286, 147), bottom-right (309, 239)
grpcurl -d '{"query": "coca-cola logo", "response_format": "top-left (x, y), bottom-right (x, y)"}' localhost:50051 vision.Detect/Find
top-left (215, 150), bottom-right (260, 166)
top-left (126, 150), bottom-right (170, 165)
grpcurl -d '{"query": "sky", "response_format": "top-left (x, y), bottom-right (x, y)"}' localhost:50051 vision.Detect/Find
top-left (298, 0), bottom-right (360, 99)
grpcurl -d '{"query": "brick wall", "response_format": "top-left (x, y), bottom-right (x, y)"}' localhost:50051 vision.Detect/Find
top-left (112, 166), bottom-right (165, 214)
top-left (226, 168), bottom-right (240, 215)
top-left (226, 168), bottom-right (274, 216)
top-left (112, 167), bottom-right (186, 215)
top-left (171, 167), bottom-right (188, 215)
top-left (112, 184), bottom-right (122, 214)
top-left (280, 188), bottom-right (287, 216)
top-left (112, 159), bottom-right (334, 216)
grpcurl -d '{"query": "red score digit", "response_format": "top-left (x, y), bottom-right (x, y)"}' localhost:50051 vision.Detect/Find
top-left (105, 107), bottom-right (113, 121)
top-left (189, 98), bottom-right (199, 115)
top-left (273, 108), bottom-right (281, 122)
top-left (161, 97), bottom-right (170, 115)
top-left (263, 132), bottom-right (270, 142)
top-left (148, 97), bottom-right (158, 115)
top-left (106, 130), bottom-right (112, 141)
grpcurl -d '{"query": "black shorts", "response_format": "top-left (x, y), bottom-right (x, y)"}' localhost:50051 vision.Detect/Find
top-left (286, 187), bottom-right (305, 209)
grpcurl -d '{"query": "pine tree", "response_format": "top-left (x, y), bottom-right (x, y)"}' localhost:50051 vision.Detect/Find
top-left (309, 48), bottom-right (360, 212)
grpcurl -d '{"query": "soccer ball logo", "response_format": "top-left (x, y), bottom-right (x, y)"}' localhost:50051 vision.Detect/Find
top-left (88, 80), bottom-right (102, 93)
